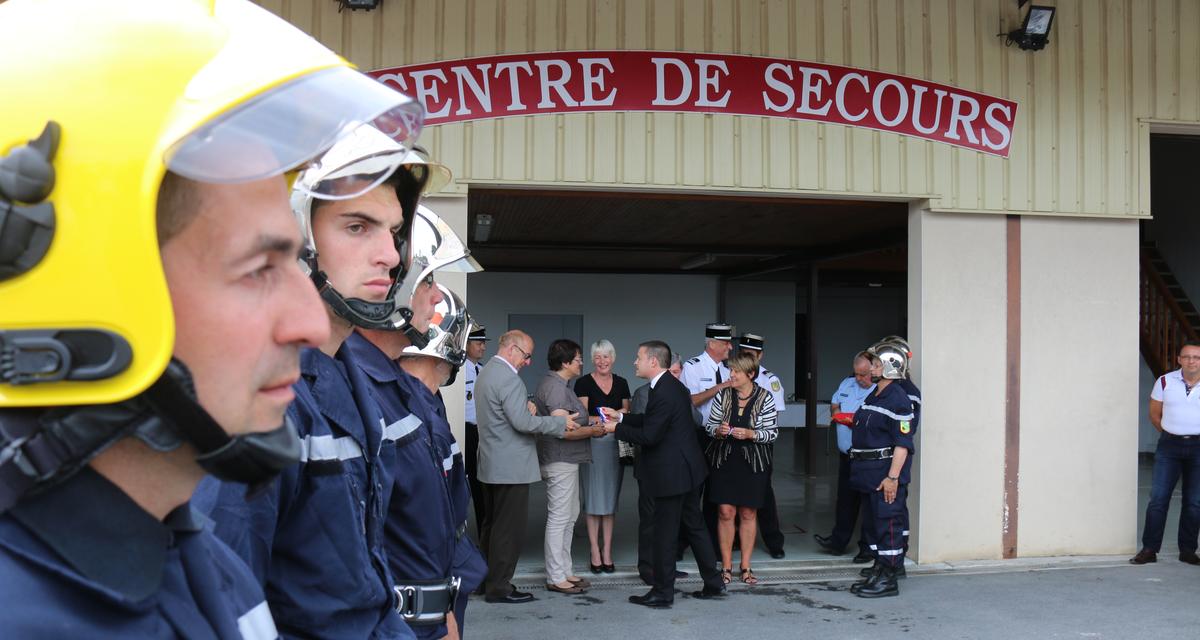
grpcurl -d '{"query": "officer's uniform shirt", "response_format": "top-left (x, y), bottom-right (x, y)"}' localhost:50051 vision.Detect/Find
top-left (754, 365), bottom-right (787, 411)
top-left (831, 376), bottom-right (875, 454)
top-left (463, 359), bottom-right (480, 425)
top-left (0, 467), bottom-right (279, 639)
top-left (194, 348), bottom-right (410, 640)
top-left (680, 350), bottom-right (731, 426)
top-left (342, 333), bottom-right (457, 640)
top-left (848, 381), bottom-right (916, 489)
top-left (1151, 368), bottom-right (1200, 435)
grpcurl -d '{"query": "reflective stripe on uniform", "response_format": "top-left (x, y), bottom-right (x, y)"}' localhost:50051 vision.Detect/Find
top-left (876, 548), bottom-right (904, 556)
top-left (442, 455), bottom-right (454, 472)
top-left (908, 395), bottom-right (921, 405)
top-left (450, 442), bottom-right (461, 456)
top-left (299, 434), bottom-right (363, 462)
top-left (380, 415), bottom-right (422, 442)
top-left (860, 404), bottom-right (914, 422)
top-left (237, 601), bottom-right (278, 640)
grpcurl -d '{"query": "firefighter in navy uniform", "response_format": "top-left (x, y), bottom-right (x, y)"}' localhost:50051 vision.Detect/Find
top-left (847, 343), bottom-right (916, 598)
top-left (0, 1), bottom-right (423, 637)
top-left (193, 127), bottom-right (437, 639)
top-left (394, 289), bottom-right (489, 637)
top-left (344, 203), bottom-right (485, 638)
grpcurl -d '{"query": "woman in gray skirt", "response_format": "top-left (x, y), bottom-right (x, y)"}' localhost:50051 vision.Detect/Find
top-left (575, 339), bottom-right (631, 573)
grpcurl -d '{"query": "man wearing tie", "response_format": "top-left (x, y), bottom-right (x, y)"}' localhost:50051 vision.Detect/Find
top-left (601, 341), bottom-right (726, 609)
top-left (464, 326), bottom-right (489, 536)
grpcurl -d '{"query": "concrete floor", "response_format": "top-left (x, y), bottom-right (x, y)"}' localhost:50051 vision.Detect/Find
top-left (468, 428), bottom-right (1178, 580)
top-left (463, 433), bottom-right (1198, 638)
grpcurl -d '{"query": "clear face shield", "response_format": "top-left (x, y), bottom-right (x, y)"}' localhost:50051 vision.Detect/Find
top-left (166, 67), bottom-right (423, 188)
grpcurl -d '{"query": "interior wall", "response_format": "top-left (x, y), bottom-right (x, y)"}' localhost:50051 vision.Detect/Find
top-left (909, 209), bottom-right (1008, 563)
top-left (809, 286), bottom-right (907, 402)
top-left (724, 280), bottom-right (798, 400)
top-left (465, 272), bottom-right (721, 386)
top-left (1018, 216), bottom-right (1139, 556)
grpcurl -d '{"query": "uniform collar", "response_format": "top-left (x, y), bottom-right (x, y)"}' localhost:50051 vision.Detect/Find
top-left (342, 332), bottom-right (403, 383)
top-left (301, 347), bottom-right (367, 440)
top-left (11, 467), bottom-right (203, 602)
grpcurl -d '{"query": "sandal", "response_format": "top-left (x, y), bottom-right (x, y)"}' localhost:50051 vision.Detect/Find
top-left (740, 567), bottom-right (758, 585)
top-left (721, 568), bottom-right (733, 585)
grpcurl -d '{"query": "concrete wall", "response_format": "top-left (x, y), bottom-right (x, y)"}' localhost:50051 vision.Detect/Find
top-left (1017, 217), bottom-right (1139, 556)
top-left (724, 280), bottom-right (797, 400)
top-left (908, 208), bottom-right (1008, 562)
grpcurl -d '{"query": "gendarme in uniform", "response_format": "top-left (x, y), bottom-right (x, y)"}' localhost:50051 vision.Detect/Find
top-left (680, 323), bottom-right (734, 426)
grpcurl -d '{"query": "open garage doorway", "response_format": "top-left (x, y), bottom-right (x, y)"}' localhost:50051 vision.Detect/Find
top-left (461, 187), bottom-right (911, 574)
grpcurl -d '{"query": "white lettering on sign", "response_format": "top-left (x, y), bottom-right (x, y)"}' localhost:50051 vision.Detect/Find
top-left (371, 51), bottom-right (1020, 157)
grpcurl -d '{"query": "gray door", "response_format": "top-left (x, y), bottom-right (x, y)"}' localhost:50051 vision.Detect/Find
top-left (508, 313), bottom-right (584, 395)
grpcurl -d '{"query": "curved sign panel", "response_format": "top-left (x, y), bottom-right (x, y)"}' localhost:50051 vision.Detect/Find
top-left (372, 51), bottom-right (1017, 157)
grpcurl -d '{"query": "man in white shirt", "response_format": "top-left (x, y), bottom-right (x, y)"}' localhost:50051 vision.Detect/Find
top-left (680, 323), bottom-right (734, 427)
top-left (464, 326), bottom-right (489, 536)
top-left (1131, 341), bottom-right (1200, 565)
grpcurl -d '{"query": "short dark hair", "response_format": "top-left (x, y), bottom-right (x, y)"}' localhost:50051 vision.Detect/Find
top-left (156, 171), bottom-right (205, 246)
top-left (1181, 341), bottom-right (1200, 353)
top-left (639, 340), bottom-right (671, 370)
top-left (547, 339), bottom-right (581, 371)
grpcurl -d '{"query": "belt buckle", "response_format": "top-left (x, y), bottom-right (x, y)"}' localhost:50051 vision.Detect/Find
top-left (447, 576), bottom-right (462, 612)
top-left (394, 585), bottom-right (420, 619)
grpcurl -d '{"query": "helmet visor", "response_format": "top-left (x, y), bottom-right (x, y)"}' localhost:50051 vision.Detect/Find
top-left (291, 123), bottom-right (410, 201)
top-left (165, 66), bottom-right (424, 185)
top-left (401, 284), bottom-right (470, 367)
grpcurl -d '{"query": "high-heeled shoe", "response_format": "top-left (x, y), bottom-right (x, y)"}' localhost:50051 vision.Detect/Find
top-left (589, 563), bottom-right (603, 574)
top-left (602, 563), bottom-right (615, 573)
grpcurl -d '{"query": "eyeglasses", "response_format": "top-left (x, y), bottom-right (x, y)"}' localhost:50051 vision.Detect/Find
top-left (513, 344), bottom-right (532, 362)
top-left (1180, 355), bottom-right (1200, 361)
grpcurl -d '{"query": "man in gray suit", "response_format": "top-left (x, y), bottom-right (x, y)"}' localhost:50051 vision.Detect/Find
top-left (476, 329), bottom-right (580, 603)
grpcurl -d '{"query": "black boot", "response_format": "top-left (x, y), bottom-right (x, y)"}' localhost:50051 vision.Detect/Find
top-left (849, 564), bottom-right (881, 594)
top-left (855, 565), bottom-right (899, 598)
top-left (860, 561), bottom-right (906, 579)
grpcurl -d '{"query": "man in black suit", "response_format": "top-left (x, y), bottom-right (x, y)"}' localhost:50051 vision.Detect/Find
top-left (601, 341), bottom-right (726, 608)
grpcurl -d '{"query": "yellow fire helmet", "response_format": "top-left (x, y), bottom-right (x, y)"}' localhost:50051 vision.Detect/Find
top-left (0, 0), bottom-right (424, 408)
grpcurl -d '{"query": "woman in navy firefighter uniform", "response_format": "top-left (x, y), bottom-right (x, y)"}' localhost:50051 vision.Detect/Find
top-left (848, 343), bottom-right (916, 598)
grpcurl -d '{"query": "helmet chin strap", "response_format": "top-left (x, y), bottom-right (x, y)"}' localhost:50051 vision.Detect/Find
top-left (309, 269), bottom-right (405, 331)
top-left (0, 359), bottom-right (301, 514)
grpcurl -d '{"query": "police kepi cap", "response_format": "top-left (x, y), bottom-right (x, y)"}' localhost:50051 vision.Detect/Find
top-left (469, 327), bottom-right (490, 341)
top-left (705, 323), bottom-right (734, 341)
top-left (738, 333), bottom-right (765, 351)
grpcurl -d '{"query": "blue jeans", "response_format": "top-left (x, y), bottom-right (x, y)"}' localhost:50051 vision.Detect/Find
top-left (1140, 434), bottom-right (1200, 553)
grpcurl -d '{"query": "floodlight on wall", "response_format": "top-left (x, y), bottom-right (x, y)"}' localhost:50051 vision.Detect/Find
top-left (336, 0), bottom-right (381, 11)
top-left (680, 253), bottom-right (717, 270)
top-left (473, 214), bottom-right (493, 243)
top-left (1003, 5), bottom-right (1056, 51)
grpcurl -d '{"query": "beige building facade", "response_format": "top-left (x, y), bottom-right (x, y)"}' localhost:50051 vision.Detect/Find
top-left (265, 0), bottom-right (1200, 563)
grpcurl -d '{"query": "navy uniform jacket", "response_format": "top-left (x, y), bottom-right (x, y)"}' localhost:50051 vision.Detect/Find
top-left (194, 348), bottom-right (411, 640)
top-left (849, 381), bottom-right (917, 491)
top-left (0, 467), bottom-right (279, 639)
top-left (397, 373), bottom-right (488, 599)
top-left (342, 333), bottom-right (457, 640)
top-left (896, 377), bottom-right (922, 430)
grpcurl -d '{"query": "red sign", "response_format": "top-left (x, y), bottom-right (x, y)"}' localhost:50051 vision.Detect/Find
top-left (371, 51), bottom-right (1017, 157)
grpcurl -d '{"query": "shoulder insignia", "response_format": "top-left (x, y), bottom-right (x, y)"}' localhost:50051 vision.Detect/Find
top-left (466, 391), bottom-right (473, 401)
top-left (899, 421), bottom-right (911, 434)
top-left (771, 381), bottom-right (781, 392)
top-left (687, 357), bottom-right (701, 364)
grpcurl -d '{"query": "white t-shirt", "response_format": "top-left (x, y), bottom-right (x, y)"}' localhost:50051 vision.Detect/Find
top-left (1151, 369), bottom-right (1200, 436)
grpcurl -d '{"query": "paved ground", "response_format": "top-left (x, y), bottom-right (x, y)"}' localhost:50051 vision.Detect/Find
top-left (466, 556), bottom-right (1200, 639)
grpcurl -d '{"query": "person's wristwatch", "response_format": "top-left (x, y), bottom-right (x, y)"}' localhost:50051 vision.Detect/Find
top-left (886, 476), bottom-right (899, 482)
